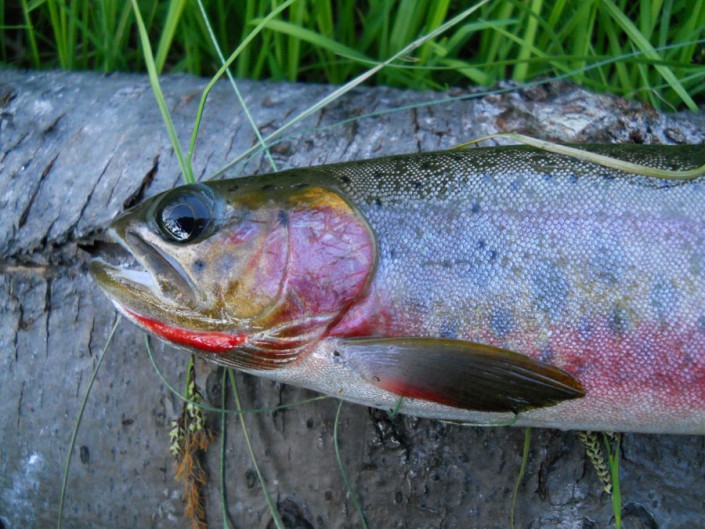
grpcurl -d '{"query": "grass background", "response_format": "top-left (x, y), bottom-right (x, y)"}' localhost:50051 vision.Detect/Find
top-left (2, 0), bottom-right (704, 111)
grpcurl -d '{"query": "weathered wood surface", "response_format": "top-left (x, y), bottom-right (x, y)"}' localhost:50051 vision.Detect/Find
top-left (1, 68), bottom-right (704, 529)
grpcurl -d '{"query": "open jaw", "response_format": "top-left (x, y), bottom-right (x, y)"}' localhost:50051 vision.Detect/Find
top-left (89, 230), bottom-right (247, 353)
top-left (90, 228), bottom-right (194, 312)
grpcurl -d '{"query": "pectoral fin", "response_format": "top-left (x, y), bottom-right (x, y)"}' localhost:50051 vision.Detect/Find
top-left (338, 337), bottom-right (584, 413)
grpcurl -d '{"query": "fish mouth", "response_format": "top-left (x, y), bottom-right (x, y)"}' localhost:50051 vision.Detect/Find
top-left (123, 230), bottom-right (197, 308)
top-left (90, 227), bottom-right (208, 327)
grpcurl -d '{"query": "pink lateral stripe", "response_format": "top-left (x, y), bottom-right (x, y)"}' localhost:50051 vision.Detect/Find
top-left (127, 310), bottom-right (245, 353)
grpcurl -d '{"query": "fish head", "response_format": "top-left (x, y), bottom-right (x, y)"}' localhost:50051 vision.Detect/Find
top-left (90, 176), bottom-right (377, 363)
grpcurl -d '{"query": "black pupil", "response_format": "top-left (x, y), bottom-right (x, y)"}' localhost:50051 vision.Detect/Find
top-left (159, 192), bottom-right (210, 242)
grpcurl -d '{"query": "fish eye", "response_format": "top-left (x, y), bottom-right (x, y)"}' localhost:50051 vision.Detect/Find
top-left (155, 185), bottom-right (214, 243)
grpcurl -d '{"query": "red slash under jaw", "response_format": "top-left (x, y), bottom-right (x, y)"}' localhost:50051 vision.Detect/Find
top-left (126, 309), bottom-right (246, 353)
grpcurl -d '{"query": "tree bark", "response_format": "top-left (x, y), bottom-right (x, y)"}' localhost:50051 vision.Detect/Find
top-left (1, 68), bottom-right (704, 528)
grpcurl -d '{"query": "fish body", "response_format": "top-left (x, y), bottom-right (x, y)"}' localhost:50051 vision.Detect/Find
top-left (92, 144), bottom-right (705, 434)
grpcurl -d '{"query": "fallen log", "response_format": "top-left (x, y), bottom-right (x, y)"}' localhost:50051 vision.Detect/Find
top-left (1, 68), bottom-right (704, 528)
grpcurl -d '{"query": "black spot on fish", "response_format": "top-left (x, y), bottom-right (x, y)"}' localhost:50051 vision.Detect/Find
top-left (487, 249), bottom-right (498, 263)
top-left (432, 259), bottom-right (454, 269)
top-left (193, 259), bottom-right (206, 272)
top-left (509, 178), bottom-right (523, 192)
top-left (608, 305), bottom-right (631, 336)
top-left (260, 183), bottom-right (274, 191)
top-left (650, 278), bottom-right (679, 321)
top-left (372, 170), bottom-right (384, 180)
top-left (567, 173), bottom-right (579, 184)
top-left (375, 197), bottom-right (383, 207)
top-left (277, 209), bottom-right (289, 226)
top-left (470, 202), bottom-right (481, 214)
top-left (690, 253), bottom-right (705, 278)
top-left (591, 245), bottom-right (624, 285)
top-left (419, 160), bottom-right (434, 171)
top-left (697, 315), bottom-right (705, 334)
top-left (490, 308), bottom-right (514, 338)
top-left (411, 180), bottom-right (422, 189)
top-left (578, 318), bottom-right (593, 341)
top-left (475, 239), bottom-right (486, 250)
top-left (531, 260), bottom-right (570, 319)
top-left (339, 175), bottom-right (351, 184)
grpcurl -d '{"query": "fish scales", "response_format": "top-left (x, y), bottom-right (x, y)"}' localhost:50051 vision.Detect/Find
top-left (92, 144), bottom-right (705, 433)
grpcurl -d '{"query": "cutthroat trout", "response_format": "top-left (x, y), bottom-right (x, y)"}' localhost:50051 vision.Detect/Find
top-left (91, 144), bottom-right (705, 434)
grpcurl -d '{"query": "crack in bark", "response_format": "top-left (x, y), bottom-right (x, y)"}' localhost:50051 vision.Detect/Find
top-left (75, 370), bottom-right (84, 399)
top-left (44, 277), bottom-right (51, 359)
top-left (16, 381), bottom-right (24, 429)
top-left (340, 119), bottom-right (359, 161)
top-left (13, 298), bottom-right (22, 363)
top-left (197, 151), bottom-right (215, 181)
top-left (223, 125), bottom-right (242, 163)
top-left (86, 299), bottom-right (96, 358)
top-left (41, 112), bottom-right (65, 135)
top-left (72, 154), bottom-right (115, 239)
top-left (122, 155), bottom-right (159, 209)
top-left (1, 131), bottom-right (29, 164)
top-left (17, 153), bottom-right (59, 229)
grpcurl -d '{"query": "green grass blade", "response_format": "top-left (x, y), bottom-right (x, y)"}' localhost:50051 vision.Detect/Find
top-left (460, 132), bottom-right (705, 180)
top-left (254, 18), bottom-right (372, 62)
top-left (221, 38), bottom-right (704, 177)
top-left (187, 0), bottom-right (295, 172)
top-left (220, 369), bottom-right (233, 529)
top-left (194, 0), bottom-right (278, 171)
top-left (334, 400), bottom-right (368, 529)
top-left (130, 0), bottom-right (194, 183)
top-left (510, 427), bottom-right (531, 529)
top-left (20, 0), bottom-right (41, 67)
top-left (66, 0), bottom-right (79, 69)
top-left (45, 0), bottom-right (66, 68)
top-left (144, 335), bottom-right (327, 414)
top-left (513, 0), bottom-right (543, 81)
top-left (604, 434), bottom-right (622, 529)
top-left (155, 0), bottom-right (187, 73)
top-left (211, 0), bottom-right (492, 179)
top-left (601, 0), bottom-right (698, 111)
top-left (228, 370), bottom-right (284, 529)
top-left (57, 315), bottom-right (120, 529)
